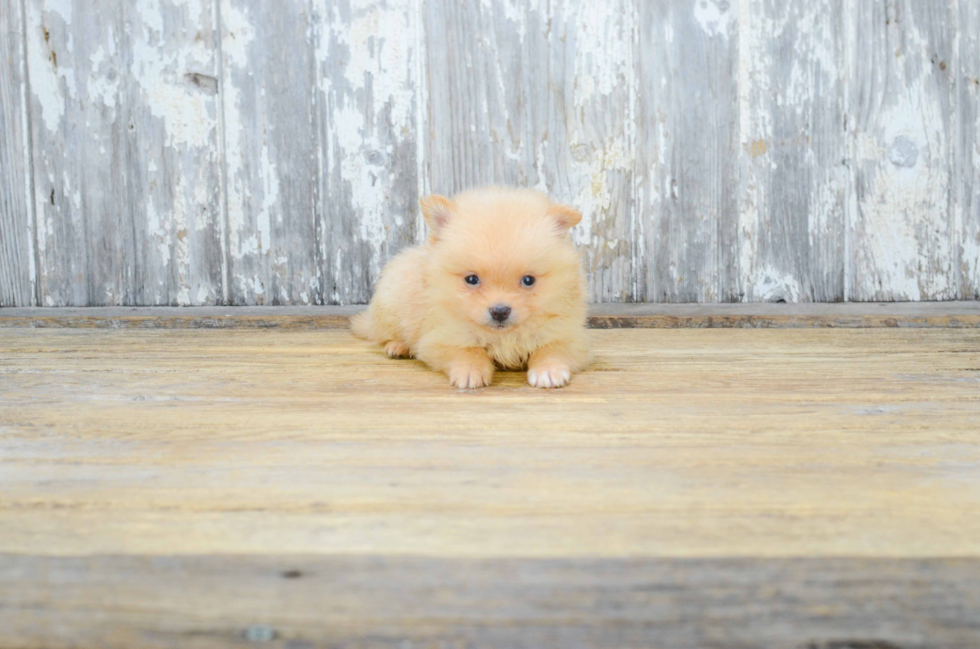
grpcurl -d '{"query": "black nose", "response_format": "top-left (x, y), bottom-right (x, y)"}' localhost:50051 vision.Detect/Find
top-left (489, 305), bottom-right (512, 322)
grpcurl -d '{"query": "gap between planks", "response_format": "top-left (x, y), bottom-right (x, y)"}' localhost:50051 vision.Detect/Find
top-left (0, 302), bottom-right (978, 329)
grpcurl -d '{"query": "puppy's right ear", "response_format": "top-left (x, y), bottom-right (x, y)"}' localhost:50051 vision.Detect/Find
top-left (547, 203), bottom-right (582, 236)
top-left (420, 195), bottom-right (456, 235)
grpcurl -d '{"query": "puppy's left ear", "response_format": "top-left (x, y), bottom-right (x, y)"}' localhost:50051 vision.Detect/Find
top-left (420, 195), bottom-right (456, 235)
top-left (547, 203), bottom-right (582, 236)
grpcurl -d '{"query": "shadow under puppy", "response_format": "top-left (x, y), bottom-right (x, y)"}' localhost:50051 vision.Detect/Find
top-left (352, 187), bottom-right (591, 389)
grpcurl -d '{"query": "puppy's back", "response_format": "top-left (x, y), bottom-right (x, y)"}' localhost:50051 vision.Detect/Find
top-left (353, 246), bottom-right (428, 344)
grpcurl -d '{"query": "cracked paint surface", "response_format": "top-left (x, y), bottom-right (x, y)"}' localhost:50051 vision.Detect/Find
top-left (4, 0), bottom-right (976, 305)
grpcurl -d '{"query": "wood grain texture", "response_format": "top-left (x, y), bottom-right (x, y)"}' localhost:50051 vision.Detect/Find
top-left (4, 1), bottom-right (980, 306)
top-left (316, 0), bottom-right (422, 305)
top-left (1, 554), bottom-right (978, 648)
top-left (0, 0), bottom-right (35, 307)
top-left (25, 0), bottom-right (225, 306)
top-left (2, 326), bottom-right (979, 644)
top-left (1, 303), bottom-right (979, 329)
top-left (846, 0), bottom-right (955, 301)
top-left (2, 328), bottom-right (979, 558)
top-left (956, 0), bottom-right (980, 299)
top-left (219, 0), bottom-right (319, 305)
top-left (425, 0), bottom-right (635, 302)
top-left (636, 0), bottom-right (740, 303)
top-left (738, 0), bottom-right (846, 302)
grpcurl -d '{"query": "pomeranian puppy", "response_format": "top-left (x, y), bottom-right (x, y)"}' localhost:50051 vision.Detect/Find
top-left (352, 186), bottom-right (590, 389)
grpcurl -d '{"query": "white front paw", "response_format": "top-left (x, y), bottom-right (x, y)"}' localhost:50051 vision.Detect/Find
top-left (527, 366), bottom-right (571, 389)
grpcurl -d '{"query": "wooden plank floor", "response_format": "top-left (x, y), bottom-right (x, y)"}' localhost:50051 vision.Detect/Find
top-left (2, 325), bottom-right (980, 647)
top-left (2, 301), bottom-right (980, 329)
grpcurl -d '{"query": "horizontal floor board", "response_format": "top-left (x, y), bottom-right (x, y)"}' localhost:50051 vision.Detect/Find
top-left (0, 302), bottom-right (978, 328)
top-left (1, 554), bottom-right (978, 649)
top-left (2, 328), bottom-right (979, 558)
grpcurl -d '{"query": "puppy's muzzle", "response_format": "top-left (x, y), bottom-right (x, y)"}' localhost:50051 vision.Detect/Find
top-left (489, 304), bottom-right (512, 323)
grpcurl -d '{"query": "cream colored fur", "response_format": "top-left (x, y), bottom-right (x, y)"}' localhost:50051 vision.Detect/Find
top-left (352, 186), bottom-right (590, 389)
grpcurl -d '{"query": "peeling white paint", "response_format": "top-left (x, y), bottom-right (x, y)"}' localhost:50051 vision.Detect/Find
top-left (334, 105), bottom-right (386, 245)
top-left (412, 0), bottom-right (428, 243)
top-left (851, 6), bottom-right (953, 301)
top-left (130, 1), bottom-right (213, 150)
top-left (235, 274), bottom-right (264, 297)
top-left (963, 2), bottom-right (980, 297)
top-left (35, 170), bottom-right (53, 245)
top-left (27, 2), bottom-right (76, 134)
top-left (693, 0), bottom-right (733, 40)
top-left (256, 144), bottom-right (277, 255)
top-left (220, 0), bottom-right (283, 304)
top-left (752, 265), bottom-right (803, 303)
top-left (171, 171), bottom-right (192, 304)
top-left (222, 78), bottom-right (246, 257)
top-left (570, 138), bottom-right (632, 249)
top-left (738, 0), bottom-right (775, 301)
top-left (480, 0), bottom-right (529, 42)
top-left (15, 5), bottom-right (38, 304)
top-left (220, 0), bottom-right (254, 67)
top-left (328, 1), bottom-right (414, 136)
top-left (86, 37), bottom-right (119, 112)
top-left (44, 0), bottom-right (72, 24)
top-left (14, 0), bottom-right (968, 306)
top-left (736, 0), bottom-right (848, 302)
top-left (533, 140), bottom-right (548, 194)
top-left (317, 0), bottom-right (417, 287)
top-left (219, 0), bottom-right (261, 277)
top-left (573, 2), bottom-right (630, 107)
top-left (147, 192), bottom-right (170, 267)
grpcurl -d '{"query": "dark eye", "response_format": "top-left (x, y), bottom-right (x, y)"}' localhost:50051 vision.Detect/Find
top-left (465, 274), bottom-right (480, 286)
top-left (521, 275), bottom-right (536, 287)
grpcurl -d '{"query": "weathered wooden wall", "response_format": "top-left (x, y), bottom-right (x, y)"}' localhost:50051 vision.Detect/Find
top-left (0, 0), bottom-right (978, 306)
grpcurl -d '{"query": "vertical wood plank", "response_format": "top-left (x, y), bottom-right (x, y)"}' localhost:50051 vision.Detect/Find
top-left (219, 0), bottom-right (320, 305)
top-left (636, 0), bottom-right (740, 302)
top-left (0, 0), bottom-right (36, 306)
top-left (737, 0), bottom-right (846, 303)
top-left (545, 1), bottom-right (636, 303)
top-left (315, 0), bottom-right (422, 305)
top-left (425, 0), bottom-right (636, 303)
top-left (25, 0), bottom-right (225, 306)
top-left (846, 0), bottom-right (955, 301)
top-left (423, 0), bottom-right (528, 194)
top-left (956, 0), bottom-right (980, 299)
